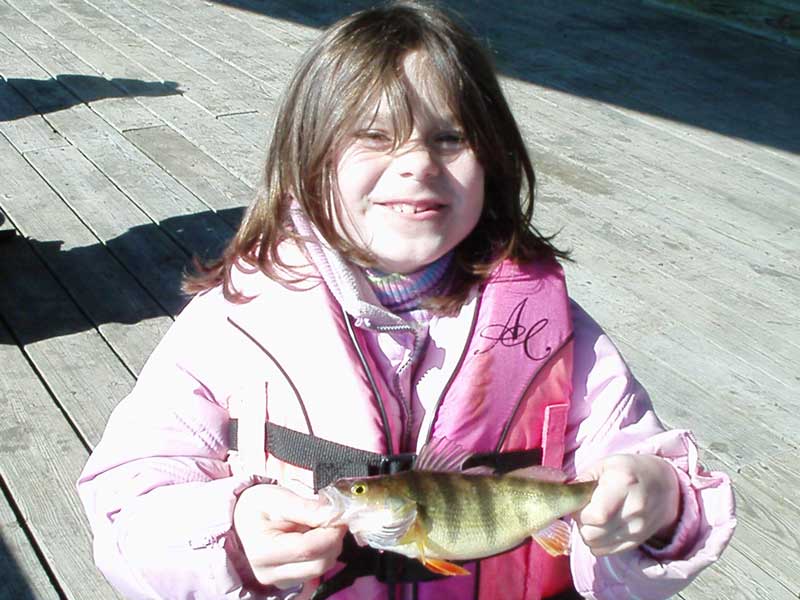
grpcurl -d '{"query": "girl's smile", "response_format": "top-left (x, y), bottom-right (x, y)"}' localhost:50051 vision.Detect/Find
top-left (334, 53), bottom-right (484, 274)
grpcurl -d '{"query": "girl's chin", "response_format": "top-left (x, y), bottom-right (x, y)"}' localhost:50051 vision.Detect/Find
top-left (371, 250), bottom-right (447, 274)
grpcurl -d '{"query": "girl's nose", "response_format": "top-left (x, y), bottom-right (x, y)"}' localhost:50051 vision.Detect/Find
top-left (392, 142), bottom-right (441, 179)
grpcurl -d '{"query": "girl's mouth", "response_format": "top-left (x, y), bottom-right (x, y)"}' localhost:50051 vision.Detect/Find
top-left (379, 200), bottom-right (445, 215)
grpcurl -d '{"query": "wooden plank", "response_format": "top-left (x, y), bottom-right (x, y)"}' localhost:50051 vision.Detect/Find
top-left (466, 0), bottom-right (799, 153)
top-left (587, 334), bottom-right (791, 470)
top-left (0, 320), bottom-right (123, 599)
top-left (0, 205), bottom-right (14, 239)
top-left (508, 83), bottom-right (800, 254)
top-left (739, 450), bottom-right (800, 505)
top-left (1, 6), bottom-right (261, 186)
top-left (646, 0), bottom-right (800, 47)
top-left (532, 153), bottom-right (798, 389)
top-left (0, 0), bottom-right (161, 131)
top-left (195, 0), bottom-right (321, 49)
top-left (22, 143), bottom-right (191, 316)
top-left (0, 233), bottom-right (135, 448)
top-left (679, 543), bottom-right (797, 600)
top-left (217, 110), bottom-right (276, 150)
top-left (0, 72), bottom-right (69, 153)
top-left (118, 0), bottom-right (295, 99)
top-left (0, 22), bottom-right (83, 153)
top-left (124, 124), bottom-right (252, 225)
top-left (562, 258), bottom-right (797, 458)
top-left (0, 487), bottom-right (60, 600)
top-left (518, 118), bottom-right (799, 356)
top-left (0, 132), bottom-right (171, 375)
top-left (15, 0), bottom-right (261, 118)
top-left (448, 0), bottom-right (800, 183)
top-left (730, 451), bottom-right (800, 596)
top-left (42, 104), bottom-right (236, 263)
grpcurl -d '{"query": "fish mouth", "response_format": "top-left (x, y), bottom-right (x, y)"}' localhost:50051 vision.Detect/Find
top-left (318, 487), bottom-right (346, 526)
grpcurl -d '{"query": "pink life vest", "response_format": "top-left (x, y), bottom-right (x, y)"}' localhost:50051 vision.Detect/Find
top-left (226, 257), bottom-right (574, 599)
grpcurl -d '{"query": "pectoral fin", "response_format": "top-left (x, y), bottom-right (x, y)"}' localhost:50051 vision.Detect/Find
top-left (421, 558), bottom-right (471, 576)
top-left (532, 520), bottom-right (572, 556)
top-left (400, 513), bottom-right (470, 577)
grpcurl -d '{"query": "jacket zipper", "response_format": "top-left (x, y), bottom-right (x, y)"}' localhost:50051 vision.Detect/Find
top-left (372, 322), bottom-right (424, 452)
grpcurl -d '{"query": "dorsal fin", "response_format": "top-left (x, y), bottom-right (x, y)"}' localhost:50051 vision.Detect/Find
top-left (414, 437), bottom-right (472, 472)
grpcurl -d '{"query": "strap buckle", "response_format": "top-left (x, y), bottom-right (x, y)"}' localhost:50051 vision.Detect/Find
top-left (377, 452), bottom-right (416, 475)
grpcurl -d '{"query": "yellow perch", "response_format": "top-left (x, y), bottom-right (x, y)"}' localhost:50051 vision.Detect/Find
top-left (319, 439), bottom-right (596, 576)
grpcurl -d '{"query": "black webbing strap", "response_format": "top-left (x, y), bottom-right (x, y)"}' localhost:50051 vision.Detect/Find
top-left (229, 420), bottom-right (416, 490)
top-left (228, 419), bottom-right (543, 490)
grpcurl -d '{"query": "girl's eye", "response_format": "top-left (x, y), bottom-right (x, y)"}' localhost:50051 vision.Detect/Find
top-left (354, 130), bottom-right (393, 150)
top-left (432, 131), bottom-right (467, 153)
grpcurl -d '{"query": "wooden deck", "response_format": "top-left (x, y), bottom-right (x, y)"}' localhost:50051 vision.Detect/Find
top-left (0, 0), bottom-right (797, 598)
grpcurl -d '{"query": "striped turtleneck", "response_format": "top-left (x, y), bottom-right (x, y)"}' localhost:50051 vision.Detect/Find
top-left (363, 252), bottom-right (453, 315)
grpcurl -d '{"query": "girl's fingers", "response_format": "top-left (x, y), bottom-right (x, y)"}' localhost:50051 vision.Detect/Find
top-left (240, 484), bottom-right (331, 528)
top-left (257, 526), bottom-right (347, 565)
top-left (253, 555), bottom-right (338, 590)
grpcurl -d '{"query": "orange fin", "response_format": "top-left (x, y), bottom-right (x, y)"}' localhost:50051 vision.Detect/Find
top-left (422, 558), bottom-right (471, 576)
top-left (532, 520), bottom-right (572, 557)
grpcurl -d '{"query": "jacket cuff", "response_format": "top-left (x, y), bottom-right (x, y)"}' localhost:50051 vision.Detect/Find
top-left (641, 466), bottom-right (700, 559)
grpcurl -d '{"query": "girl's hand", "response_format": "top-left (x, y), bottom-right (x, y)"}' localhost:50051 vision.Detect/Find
top-left (574, 454), bottom-right (680, 556)
top-left (233, 483), bottom-right (347, 591)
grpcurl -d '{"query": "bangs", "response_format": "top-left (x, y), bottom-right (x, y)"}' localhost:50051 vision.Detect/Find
top-left (331, 43), bottom-right (466, 154)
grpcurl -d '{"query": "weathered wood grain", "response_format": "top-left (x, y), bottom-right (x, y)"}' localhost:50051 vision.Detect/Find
top-left (0, 488), bottom-right (60, 600)
top-left (41, 104), bottom-right (236, 262)
top-left (709, 460), bottom-right (800, 594)
top-left (679, 543), bottom-right (797, 599)
top-left (647, 0), bottom-right (800, 47)
top-left (0, 0), bottom-right (160, 131)
top-left (123, 0), bottom-right (297, 98)
top-left (0, 234), bottom-right (135, 448)
top-left (0, 319), bottom-right (123, 599)
top-left (27, 0), bottom-right (256, 114)
top-left (124, 124), bottom-right (254, 223)
top-left (21, 144), bottom-right (191, 315)
top-left (0, 133), bottom-right (171, 374)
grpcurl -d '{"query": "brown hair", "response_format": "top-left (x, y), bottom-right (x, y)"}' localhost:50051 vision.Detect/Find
top-left (184, 0), bottom-right (566, 314)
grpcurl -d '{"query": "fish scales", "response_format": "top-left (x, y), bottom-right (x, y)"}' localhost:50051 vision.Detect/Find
top-left (321, 463), bottom-right (597, 566)
top-left (473, 476), bottom-right (498, 548)
top-left (404, 473), bottom-right (556, 557)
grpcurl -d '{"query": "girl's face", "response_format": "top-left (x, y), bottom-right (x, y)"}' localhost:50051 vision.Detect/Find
top-left (333, 53), bottom-right (484, 274)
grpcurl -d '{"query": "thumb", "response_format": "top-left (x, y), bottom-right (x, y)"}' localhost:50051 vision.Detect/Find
top-left (270, 489), bottom-right (332, 527)
top-left (241, 484), bottom-right (332, 527)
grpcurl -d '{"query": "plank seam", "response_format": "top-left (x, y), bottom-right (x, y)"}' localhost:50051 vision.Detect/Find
top-left (0, 473), bottom-right (69, 600)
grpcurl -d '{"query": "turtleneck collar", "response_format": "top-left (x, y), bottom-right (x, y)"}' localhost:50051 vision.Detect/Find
top-left (363, 252), bottom-right (453, 314)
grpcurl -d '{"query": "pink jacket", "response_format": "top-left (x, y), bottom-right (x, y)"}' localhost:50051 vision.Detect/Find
top-left (77, 239), bottom-right (735, 600)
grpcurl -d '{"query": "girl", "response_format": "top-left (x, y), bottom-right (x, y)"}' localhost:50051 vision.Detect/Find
top-left (77, 2), bottom-right (735, 599)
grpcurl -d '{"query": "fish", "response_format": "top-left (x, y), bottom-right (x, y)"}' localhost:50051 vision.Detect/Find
top-left (319, 438), bottom-right (597, 576)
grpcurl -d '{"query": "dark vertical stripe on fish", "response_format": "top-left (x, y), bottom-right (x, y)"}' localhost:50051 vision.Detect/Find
top-left (405, 471), bottom-right (427, 506)
top-left (514, 480), bottom-right (531, 531)
top-left (474, 476), bottom-right (498, 547)
top-left (438, 474), bottom-right (463, 544)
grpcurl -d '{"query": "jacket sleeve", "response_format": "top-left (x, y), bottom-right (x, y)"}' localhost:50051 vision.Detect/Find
top-left (563, 301), bottom-right (736, 600)
top-left (76, 290), bottom-right (273, 599)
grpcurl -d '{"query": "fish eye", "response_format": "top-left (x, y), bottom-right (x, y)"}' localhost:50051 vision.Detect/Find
top-left (351, 482), bottom-right (368, 495)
